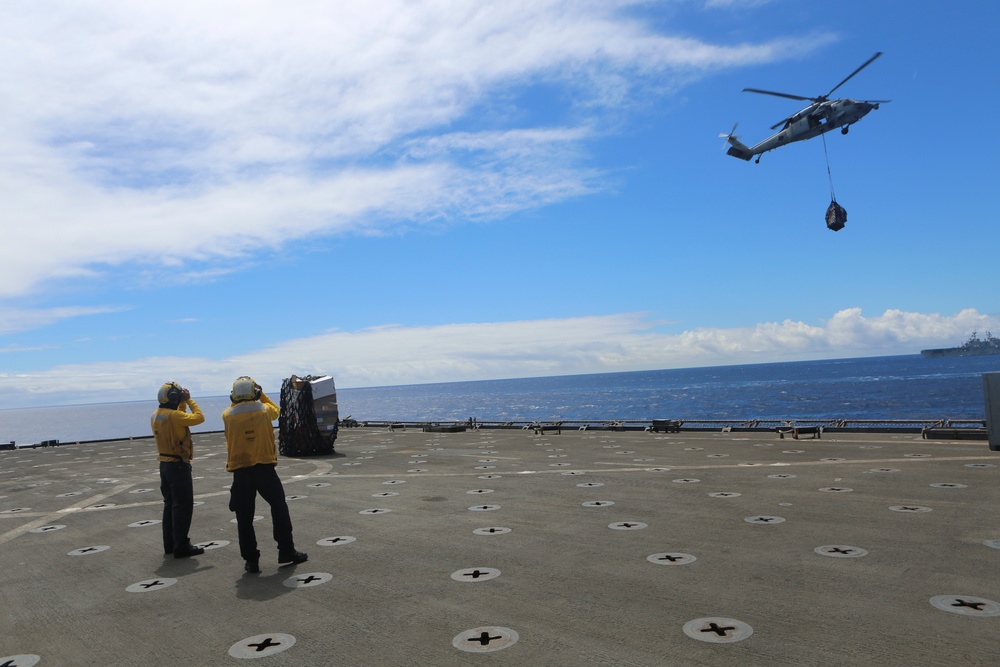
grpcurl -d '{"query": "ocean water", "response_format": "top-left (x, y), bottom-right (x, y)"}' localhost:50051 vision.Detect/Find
top-left (1, 354), bottom-right (998, 445)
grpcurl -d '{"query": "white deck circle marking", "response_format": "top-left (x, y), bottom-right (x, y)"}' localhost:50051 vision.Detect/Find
top-left (648, 552), bottom-right (696, 565)
top-left (127, 577), bottom-right (178, 593)
top-left (453, 627), bottom-right (519, 653)
top-left (228, 633), bottom-right (296, 659)
top-left (930, 596), bottom-right (1000, 617)
top-left (451, 567), bottom-right (501, 582)
top-left (283, 572), bottom-right (332, 588)
top-left (815, 545), bottom-right (868, 558)
top-left (68, 545), bottom-right (110, 556)
top-left (683, 617), bottom-right (753, 643)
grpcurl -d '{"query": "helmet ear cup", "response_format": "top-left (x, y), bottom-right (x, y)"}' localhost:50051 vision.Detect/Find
top-left (158, 382), bottom-right (182, 405)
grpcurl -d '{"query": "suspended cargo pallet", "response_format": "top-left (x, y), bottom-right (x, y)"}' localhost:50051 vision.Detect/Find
top-left (826, 199), bottom-right (847, 231)
top-left (278, 374), bottom-right (338, 456)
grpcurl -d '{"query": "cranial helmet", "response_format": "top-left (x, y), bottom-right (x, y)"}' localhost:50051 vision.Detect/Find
top-left (231, 376), bottom-right (261, 403)
top-left (158, 381), bottom-right (182, 405)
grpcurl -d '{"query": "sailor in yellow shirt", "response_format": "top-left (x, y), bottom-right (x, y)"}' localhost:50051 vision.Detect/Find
top-left (223, 376), bottom-right (307, 573)
top-left (151, 381), bottom-right (205, 559)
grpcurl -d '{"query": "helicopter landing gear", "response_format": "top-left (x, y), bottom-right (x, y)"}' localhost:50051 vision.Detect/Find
top-left (841, 125), bottom-right (850, 135)
top-left (754, 155), bottom-right (761, 164)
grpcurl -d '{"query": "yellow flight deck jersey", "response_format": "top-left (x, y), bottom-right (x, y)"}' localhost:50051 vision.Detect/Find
top-left (151, 400), bottom-right (205, 463)
top-left (223, 393), bottom-right (280, 472)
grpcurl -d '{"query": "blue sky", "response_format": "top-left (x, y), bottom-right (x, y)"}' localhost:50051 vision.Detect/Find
top-left (2, 0), bottom-right (999, 408)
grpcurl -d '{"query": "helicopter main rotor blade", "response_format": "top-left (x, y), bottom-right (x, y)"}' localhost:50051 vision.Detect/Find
top-left (826, 51), bottom-right (883, 98)
top-left (742, 88), bottom-right (814, 102)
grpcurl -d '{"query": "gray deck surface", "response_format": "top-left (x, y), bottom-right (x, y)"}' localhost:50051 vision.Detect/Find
top-left (2, 427), bottom-right (999, 666)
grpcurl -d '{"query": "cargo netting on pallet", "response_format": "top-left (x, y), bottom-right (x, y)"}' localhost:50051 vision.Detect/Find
top-left (826, 199), bottom-right (847, 231)
top-left (278, 375), bottom-right (337, 456)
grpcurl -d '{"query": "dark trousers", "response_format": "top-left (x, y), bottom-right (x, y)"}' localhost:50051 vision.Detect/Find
top-left (159, 460), bottom-right (194, 553)
top-left (229, 464), bottom-right (295, 561)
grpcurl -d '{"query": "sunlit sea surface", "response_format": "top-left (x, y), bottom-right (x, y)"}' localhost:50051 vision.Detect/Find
top-left (2, 354), bottom-right (998, 444)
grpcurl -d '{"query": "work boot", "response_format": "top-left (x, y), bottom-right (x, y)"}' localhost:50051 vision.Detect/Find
top-left (173, 544), bottom-right (205, 559)
top-left (244, 559), bottom-right (261, 574)
top-left (278, 550), bottom-right (308, 565)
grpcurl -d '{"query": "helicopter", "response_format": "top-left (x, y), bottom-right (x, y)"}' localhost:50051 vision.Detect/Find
top-left (722, 52), bottom-right (889, 163)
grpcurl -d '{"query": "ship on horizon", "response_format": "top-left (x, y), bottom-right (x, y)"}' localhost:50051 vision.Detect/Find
top-left (921, 331), bottom-right (1000, 358)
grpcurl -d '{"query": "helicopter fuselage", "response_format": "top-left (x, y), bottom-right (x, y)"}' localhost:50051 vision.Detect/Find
top-left (724, 52), bottom-right (887, 163)
top-left (727, 98), bottom-right (879, 161)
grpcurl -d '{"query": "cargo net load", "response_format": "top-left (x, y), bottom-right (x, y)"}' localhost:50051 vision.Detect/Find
top-left (821, 133), bottom-right (846, 232)
top-left (278, 374), bottom-right (339, 457)
top-left (826, 199), bottom-right (847, 232)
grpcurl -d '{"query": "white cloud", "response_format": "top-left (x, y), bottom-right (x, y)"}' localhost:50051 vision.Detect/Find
top-left (0, 0), bottom-right (832, 303)
top-left (0, 344), bottom-right (52, 354)
top-left (1, 308), bottom-right (994, 408)
top-left (0, 305), bottom-right (126, 335)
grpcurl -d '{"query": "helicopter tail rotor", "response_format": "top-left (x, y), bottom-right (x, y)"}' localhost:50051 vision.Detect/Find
top-left (719, 122), bottom-right (740, 150)
top-left (720, 123), bottom-right (754, 161)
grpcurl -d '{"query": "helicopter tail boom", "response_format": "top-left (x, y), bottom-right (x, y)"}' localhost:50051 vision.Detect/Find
top-left (720, 123), bottom-right (754, 161)
top-left (725, 137), bottom-right (754, 161)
